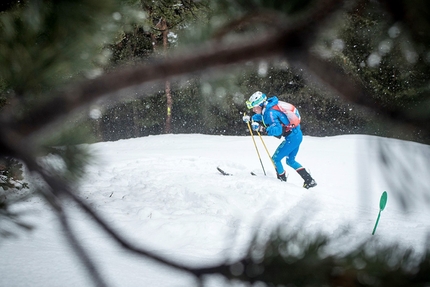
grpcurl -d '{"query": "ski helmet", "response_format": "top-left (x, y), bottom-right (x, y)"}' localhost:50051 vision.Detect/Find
top-left (246, 91), bottom-right (267, 109)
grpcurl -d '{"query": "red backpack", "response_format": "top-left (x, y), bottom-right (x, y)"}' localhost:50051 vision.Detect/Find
top-left (272, 101), bottom-right (301, 130)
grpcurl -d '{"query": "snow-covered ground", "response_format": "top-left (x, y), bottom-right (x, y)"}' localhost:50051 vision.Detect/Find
top-left (1, 133), bottom-right (429, 287)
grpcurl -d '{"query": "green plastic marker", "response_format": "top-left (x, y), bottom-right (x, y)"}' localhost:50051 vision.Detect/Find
top-left (372, 191), bottom-right (388, 235)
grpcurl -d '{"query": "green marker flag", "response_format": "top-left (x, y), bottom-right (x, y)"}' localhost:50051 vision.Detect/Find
top-left (372, 191), bottom-right (388, 235)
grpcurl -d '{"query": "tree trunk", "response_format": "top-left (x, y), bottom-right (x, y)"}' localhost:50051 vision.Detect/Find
top-left (159, 18), bottom-right (172, 134)
top-left (151, 18), bottom-right (172, 133)
top-left (165, 80), bottom-right (172, 133)
top-left (132, 100), bottom-right (141, 137)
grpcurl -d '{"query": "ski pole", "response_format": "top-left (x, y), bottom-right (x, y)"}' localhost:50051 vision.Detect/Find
top-left (246, 120), bottom-right (266, 176)
top-left (256, 130), bottom-right (277, 172)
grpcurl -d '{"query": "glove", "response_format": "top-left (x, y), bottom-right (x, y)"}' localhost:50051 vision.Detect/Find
top-left (252, 114), bottom-right (263, 122)
top-left (251, 121), bottom-right (260, 131)
top-left (266, 125), bottom-right (283, 137)
top-left (242, 115), bottom-right (250, 123)
top-left (266, 125), bottom-right (274, 135)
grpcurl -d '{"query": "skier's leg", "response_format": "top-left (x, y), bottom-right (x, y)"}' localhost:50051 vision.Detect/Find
top-left (289, 150), bottom-right (317, 189)
top-left (284, 130), bottom-right (303, 170)
top-left (286, 145), bottom-right (302, 170)
top-left (272, 140), bottom-right (287, 175)
top-left (283, 130), bottom-right (316, 188)
top-left (273, 136), bottom-right (300, 181)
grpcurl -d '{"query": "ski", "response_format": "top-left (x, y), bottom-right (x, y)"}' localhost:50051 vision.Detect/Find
top-left (217, 167), bottom-right (231, 176)
top-left (217, 167), bottom-right (294, 184)
top-left (217, 167), bottom-right (256, 176)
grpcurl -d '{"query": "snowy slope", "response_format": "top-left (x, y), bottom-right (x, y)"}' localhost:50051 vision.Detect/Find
top-left (1, 134), bottom-right (429, 287)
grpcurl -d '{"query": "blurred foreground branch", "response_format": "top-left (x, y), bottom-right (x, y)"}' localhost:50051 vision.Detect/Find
top-left (1, 0), bottom-right (430, 286)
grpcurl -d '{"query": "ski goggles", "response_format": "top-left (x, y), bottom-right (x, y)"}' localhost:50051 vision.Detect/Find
top-left (246, 97), bottom-right (266, 109)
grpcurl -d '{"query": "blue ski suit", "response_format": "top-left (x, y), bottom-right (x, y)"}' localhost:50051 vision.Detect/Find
top-left (252, 96), bottom-right (303, 175)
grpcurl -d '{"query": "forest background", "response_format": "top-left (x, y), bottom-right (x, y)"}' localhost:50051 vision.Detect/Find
top-left (2, 0), bottom-right (428, 143)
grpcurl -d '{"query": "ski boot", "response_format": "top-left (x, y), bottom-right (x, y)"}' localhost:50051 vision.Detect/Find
top-left (297, 168), bottom-right (317, 189)
top-left (277, 172), bottom-right (287, 182)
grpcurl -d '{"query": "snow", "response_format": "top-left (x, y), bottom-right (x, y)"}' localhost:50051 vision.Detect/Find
top-left (1, 133), bottom-right (429, 287)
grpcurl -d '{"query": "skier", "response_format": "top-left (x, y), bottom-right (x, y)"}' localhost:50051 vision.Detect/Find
top-left (243, 91), bottom-right (317, 189)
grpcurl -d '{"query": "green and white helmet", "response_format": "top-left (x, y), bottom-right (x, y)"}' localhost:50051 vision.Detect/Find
top-left (246, 91), bottom-right (267, 109)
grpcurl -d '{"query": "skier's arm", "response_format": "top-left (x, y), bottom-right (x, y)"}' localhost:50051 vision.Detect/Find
top-left (251, 114), bottom-right (263, 122)
top-left (266, 124), bottom-right (283, 137)
top-left (265, 110), bottom-right (284, 137)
